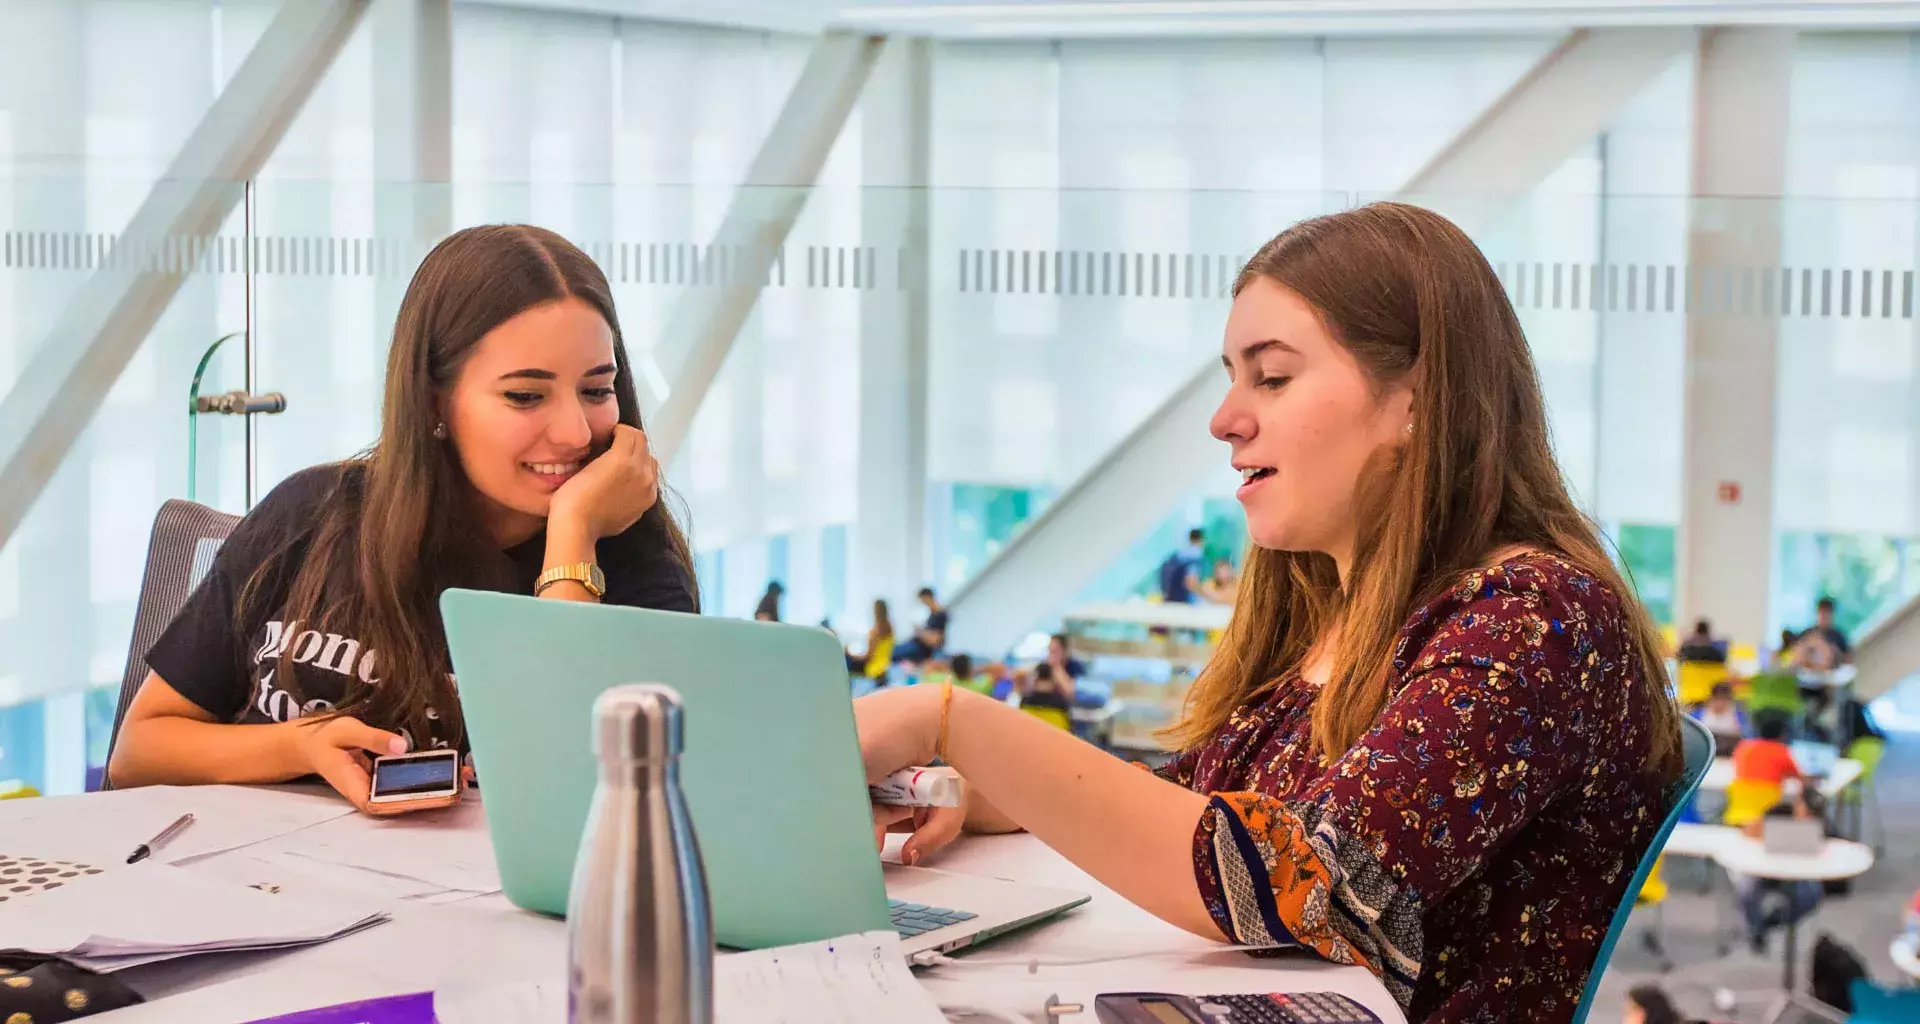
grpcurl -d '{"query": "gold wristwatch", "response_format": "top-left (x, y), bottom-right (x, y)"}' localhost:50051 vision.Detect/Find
top-left (535, 562), bottom-right (605, 598)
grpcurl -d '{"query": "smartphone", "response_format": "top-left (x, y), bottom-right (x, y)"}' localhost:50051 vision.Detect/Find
top-left (368, 749), bottom-right (463, 810)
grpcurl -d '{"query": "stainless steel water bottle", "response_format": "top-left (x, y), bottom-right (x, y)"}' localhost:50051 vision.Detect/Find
top-left (568, 684), bottom-right (713, 1024)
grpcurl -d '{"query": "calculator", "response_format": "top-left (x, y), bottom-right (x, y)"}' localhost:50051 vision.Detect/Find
top-left (1094, 991), bottom-right (1384, 1024)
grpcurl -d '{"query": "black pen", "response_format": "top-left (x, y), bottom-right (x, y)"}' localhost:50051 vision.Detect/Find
top-left (127, 813), bottom-right (195, 864)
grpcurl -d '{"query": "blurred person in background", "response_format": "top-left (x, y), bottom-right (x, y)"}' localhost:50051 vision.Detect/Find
top-left (1045, 634), bottom-right (1086, 695)
top-left (753, 580), bottom-right (784, 622)
top-left (1157, 528), bottom-right (1206, 604)
top-left (1622, 985), bottom-right (1687, 1024)
top-left (1199, 558), bottom-right (1240, 604)
top-left (1693, 682), bottom-right (1746, 739)
top-left (846, 599), bottom-right (895, 681)
top-left (895, 587), bottom-right (949, 665)
top-left (1676, 618), bottom-right (1727, 663)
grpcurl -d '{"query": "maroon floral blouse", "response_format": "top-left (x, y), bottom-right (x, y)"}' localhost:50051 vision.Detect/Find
top-left (1157, 553), bottom-right (1673, 1024)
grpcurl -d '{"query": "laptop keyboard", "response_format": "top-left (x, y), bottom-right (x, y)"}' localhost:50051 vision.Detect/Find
top-left (888, 899), bottom-right (977, 938)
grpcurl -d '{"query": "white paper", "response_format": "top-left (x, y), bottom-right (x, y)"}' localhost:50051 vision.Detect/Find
top-left (0, 861), bottom-right (389, 970)
top-left (0, 785), bottom-right (355, 869)
top-left (433, 931), bottom-right (946, 1024)
top-left (273, 798), bottom-right (500, 894)
top-left (433, 980), bottom-right (564, 1024)
top-left (716, 930), bottom-right (948, 1024)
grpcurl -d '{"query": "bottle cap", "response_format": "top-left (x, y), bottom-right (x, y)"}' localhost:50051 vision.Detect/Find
top-left (592, 683), bottom-right (685, 765)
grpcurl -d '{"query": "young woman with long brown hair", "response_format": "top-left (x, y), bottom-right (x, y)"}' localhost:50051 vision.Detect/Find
top-left (856, 203), bottom-right (1682, 1023)
top-left (109, 225), bottom-right (697, 810)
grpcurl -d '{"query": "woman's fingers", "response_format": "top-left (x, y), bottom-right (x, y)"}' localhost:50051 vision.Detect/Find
top-left (871, 802), bottom-right (914, 852)
top-left (327, 718), bottom-right (408, 757)
top-left (311, 749), bottom-right (376, 813)
top-left (900, 805), bottom-right (966, 866)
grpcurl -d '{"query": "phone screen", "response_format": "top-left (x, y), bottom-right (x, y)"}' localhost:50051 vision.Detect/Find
top-left (371, 753), bottom-right (459, 797)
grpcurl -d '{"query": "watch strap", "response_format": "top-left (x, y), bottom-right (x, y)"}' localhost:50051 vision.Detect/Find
top-left (535, 562), bottom-right (605, 598)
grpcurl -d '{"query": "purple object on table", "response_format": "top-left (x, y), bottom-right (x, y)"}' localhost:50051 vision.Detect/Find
top-left (243, 992), bottom-right (438, 1023)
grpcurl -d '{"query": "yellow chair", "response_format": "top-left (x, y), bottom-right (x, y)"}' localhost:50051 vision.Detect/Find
top-left (1676, 660), bottom-right (1729, 707)
top-left (1634, 856), bottom-right (1673, 971)
top-left (1637, 856), bottom-right (1670, 904)
top-left (1722, 779), bottom-right (1782, 827)
top-left (1022, 705), bottom-right (1072, 731)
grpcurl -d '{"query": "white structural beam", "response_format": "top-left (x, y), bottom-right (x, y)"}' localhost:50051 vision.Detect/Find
top-left (0, 0), bottom-right (370, 550)
top-left (373, 0), bottom-right (453, 242)
top-left (832, 1), bottom-right (1920, 38)
top-left (1403, 28), bottom-right (1700, 224)
top-left (944, 27), bottom-right (1695, 656)
top-left (852, 37), bottom-right (935, 617)
top-left (1675, 28), bottom-right (1793, 650)
top-left (646, 31), bottom-right (885, 464)
top-left (1857, 591), bottom-right (1920, 702)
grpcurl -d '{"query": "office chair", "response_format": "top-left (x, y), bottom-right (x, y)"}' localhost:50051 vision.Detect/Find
top-left (102, 499), bottom-right (239, 788)
top-left (1569, 716), bottom-right (1714, 1024)
top-left (1723, 779), bottom-right (1784, 828)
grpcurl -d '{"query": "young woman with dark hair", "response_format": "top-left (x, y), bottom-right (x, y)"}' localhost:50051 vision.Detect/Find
top-left (109, 225), bottom-right (697, 809)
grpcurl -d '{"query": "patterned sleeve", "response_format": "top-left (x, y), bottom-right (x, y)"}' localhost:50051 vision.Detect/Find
top-left (1188, 578), bottom-right (1615, 1008)
top-left (1152, 746), bottom-right (1200, 787)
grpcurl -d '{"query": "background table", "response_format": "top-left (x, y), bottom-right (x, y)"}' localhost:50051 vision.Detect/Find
top-left (1698, 756), bottom-right (1862, 799)
top-left (1711, 834), bottom-right (1874, 1023)
top-left (1890, 936), bottom-right (1920, 985)
top-left (8, 786), bottom-right (1405, 1024)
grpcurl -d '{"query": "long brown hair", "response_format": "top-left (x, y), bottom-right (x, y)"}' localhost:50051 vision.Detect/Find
top-left (245, 225), bottom-right (696, 746)
top-left (1167, 202), bottom-right (1681, 777)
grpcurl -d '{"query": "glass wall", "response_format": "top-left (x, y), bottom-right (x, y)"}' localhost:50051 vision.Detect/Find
top-left (7, 2), bottom-right (1920, 793)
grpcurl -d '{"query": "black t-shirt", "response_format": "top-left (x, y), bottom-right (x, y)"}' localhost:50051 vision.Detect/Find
top-left (145, 463), bottom-right (698, 749)
top-left (924, 609), bottom-right (949, 636)
top-left (1795, 624), bottom-right (1851, 656)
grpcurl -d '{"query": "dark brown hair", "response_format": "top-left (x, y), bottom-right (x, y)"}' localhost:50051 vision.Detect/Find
top-left (245, 225), bottom-right (695, 746)
top-left (1167, 202), bottom-right (1681, 777)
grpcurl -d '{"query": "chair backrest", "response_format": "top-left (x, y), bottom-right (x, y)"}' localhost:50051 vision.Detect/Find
top-left (1570, 715), bottom-right (1714, 1024)
top-left (1746, 671), bottom-right (1805, 715)
top-left (1676, 660), bottom-right (1729, 705)
top-left (1844, 736), bottom-right (1887, 783)
top-left (1723, 778), bottom-right (1784, 826)
top-left (1021, 705), bottom-right (1073, 731)
top-left (1634, 856), bottom-right (1668, 906)
top-left (102, 498), bottom-right (241, 786)
top-left (1850, 977), bottom-right (1920, 1022)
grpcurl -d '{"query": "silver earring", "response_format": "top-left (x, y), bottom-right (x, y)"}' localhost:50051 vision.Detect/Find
top-left (1404, 423), bottom-right (1414, 435)
top-left (433, 422), bottom-right (448, 439)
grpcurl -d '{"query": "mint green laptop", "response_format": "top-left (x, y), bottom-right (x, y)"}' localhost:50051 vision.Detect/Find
top-left (440, 589), bottom-right (1087, 953)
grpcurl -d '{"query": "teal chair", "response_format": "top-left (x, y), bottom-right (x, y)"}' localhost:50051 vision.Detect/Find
top-left (1847, 978), bottom-right (1920, 1022)
top-left (1570, 716), bottom-right (1715, 1024)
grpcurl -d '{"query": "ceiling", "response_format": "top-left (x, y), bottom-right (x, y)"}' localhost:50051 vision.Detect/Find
top-left (472, 0), bottom-right (1920, 37)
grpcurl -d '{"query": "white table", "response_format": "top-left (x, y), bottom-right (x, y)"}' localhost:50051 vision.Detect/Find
top-left (1711, 835), bottom-right (1874, 1023)
top-left (1699, 756), bottom-right (1863, 799)
top-left (1062, 602), bottom-right (1233, 633)
top-left (10, 786), bottom-right (1404, 1024)
top-left (1661, 822), bottom-right (1740, 860)
top-left (1890, 936), bottom-right (1920, 984)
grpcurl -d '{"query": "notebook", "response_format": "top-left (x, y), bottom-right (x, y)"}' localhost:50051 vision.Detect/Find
top-left (0, 861), bottom-right (389, 971)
